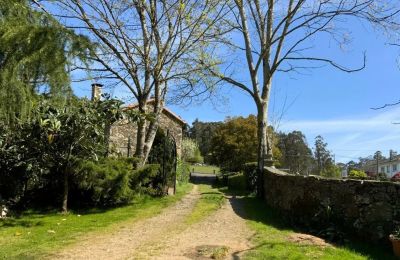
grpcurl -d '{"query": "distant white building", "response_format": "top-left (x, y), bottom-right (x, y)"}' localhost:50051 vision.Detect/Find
top-left (362, 151), bottom-right (400, 178)
top-left (337, 163), bottom-right (348, 178)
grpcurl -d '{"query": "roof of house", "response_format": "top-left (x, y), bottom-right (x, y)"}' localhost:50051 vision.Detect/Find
top-left (363, 155), bottom-right (400, 167)
top-left (125, 99), bottom-right (187, 126)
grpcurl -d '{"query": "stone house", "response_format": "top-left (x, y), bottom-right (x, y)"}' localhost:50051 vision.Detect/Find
top-left (91, 84), bottom-right (186, 158)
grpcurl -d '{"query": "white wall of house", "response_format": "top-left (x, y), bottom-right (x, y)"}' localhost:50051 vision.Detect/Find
top-left (378, 162), bottom-right (400, 177)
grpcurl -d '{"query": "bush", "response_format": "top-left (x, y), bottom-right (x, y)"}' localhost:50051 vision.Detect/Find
top-left (74, 158), bottom-right (136, 206)
top-left (348, 169), bottom-right (367, 179)
top-left (227, 174), bottom-right (247, 191)
top-left (182, 138), bottom-right (203, 163)
top-left (242, 162), bottom-right (258, 192)
top-left (321, 164), bottom-right (341, 178)
top-left (377, 172), bottom-right (389, 181)
top-left (176, 159), bottom-right (190, 184)
top-left (73, 158), bottom-right (162, 207)
top-left (130, 164), bottom-right (162, 196)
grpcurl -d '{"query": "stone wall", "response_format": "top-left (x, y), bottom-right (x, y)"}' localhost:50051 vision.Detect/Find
top-left (264, 167), bottom-right (400, 243)
top-left (109, 110), bottom-right (183, 158)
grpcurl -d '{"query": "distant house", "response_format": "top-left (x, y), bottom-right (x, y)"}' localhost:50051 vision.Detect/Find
top-left (337, 163), bottom-right (348, 178)
top-left (362, 151), bottom-right (400, 178)
top-left (91, 84), bottom-right (186, 158)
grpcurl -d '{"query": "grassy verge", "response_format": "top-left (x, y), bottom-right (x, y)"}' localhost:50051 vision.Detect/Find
top-left (236, 195), bottom-right (395, 260)
top-left (185, 185), bottom-right (224, 225)
top-left (190, 165), bottom-right (220, 174)
top-left (0, 183), bottom-right (193, 259)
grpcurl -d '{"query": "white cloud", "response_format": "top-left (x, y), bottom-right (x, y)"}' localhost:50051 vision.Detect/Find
top-left (278, 107), bottom-right (400, 162)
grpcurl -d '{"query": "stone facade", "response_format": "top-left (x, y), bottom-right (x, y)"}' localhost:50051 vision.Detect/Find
top-left (264, 167), bottom-right (400, 243)
top-left (109, 105), bottom-right (185, 158)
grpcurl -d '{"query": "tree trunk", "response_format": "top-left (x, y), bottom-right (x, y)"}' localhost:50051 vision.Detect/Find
top-left (135, 100), bottom-right (147, 159)
top-left (62, 167), bottom-right (69, 213)
top-left (141, 100), bottom-right (163, 166)
top-left (256, 102), bottom-right (268, 197)
top-left (142, 120), bottom-right (159, 166)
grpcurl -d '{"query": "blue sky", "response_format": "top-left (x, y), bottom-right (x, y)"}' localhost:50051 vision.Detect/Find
top-left (70, 18), bottom-right (400, 163)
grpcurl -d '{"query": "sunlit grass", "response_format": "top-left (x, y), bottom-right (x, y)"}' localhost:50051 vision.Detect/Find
top-left (0, 184), bottom-right (192, 259)
top-left (238, 196), bottom-right (395, 260)
top-left (185, 185), bottom-right (224, 225)
top-left (190, 165), bottom-right (220, 174)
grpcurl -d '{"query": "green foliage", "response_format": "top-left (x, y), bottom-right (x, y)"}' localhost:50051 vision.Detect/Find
top-left (210, 115), bottom-right (258, 172)
top-left (189, 119), bottom-right (223, 163)
top-left (185, 185), bottom-right (224, 225)
top-left (182, 138), bottom-right (203, 163)
top-left (0, 184), bottom-right (193, 259)
top-left (148, 129), bottom-right (177, 194)
top-left (227, 174), bottom-right (247, 191)
top-left (348, 169), bottom-right (368, 179)
top-left (190, 164), bottom-right (220, 174)
top-left (0, 97), bottom-right (124, 210)
top-left (176, 159), bottom-right (191, 183)
top-left (242, 162), bottom-right (258, 192)
top-left (186, 149), bottom-right (204, 164)
top-left (277, 131), bottom-right (313, 175)
top-left (0, 0), bottom-right (94, 125)
top-left (377, 172), bottom-right (389, 181)
top-left (321, 164), bottom-right (341, 178)
top-left (74, 158), bottom-right (162, 206)
top-left (0, 124), bottom-right (33, 201)
top-left (131, 164), bottom-right (162, 196)
top-left (240, 196), bottom-right (394, 260)
top-left (74, 158), bottom-right (135, 206)
top-left (313, 135), bottom-right (335, 175)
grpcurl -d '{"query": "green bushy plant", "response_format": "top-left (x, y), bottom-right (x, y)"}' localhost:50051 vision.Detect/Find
top-left (0, 96), bottom-right (125, 211)
top-left (73, 158), bottom-right (162, 206)
top-left (227, 174), bottom-right (247, 191)
top-left (321, 164), bottom-right (341, 178)
top-left (242, 162), bottom-right (258, 192)
top-left (74, 158), bottom-right (135, 206)
top-left (377, 172), bottom-right (389, 181)
top-left (130, 164), bottom-right (161, 196)
top-left (348, 169), bottom-right (367, 179)
top-left (176, 159), bottom-right (190, 184)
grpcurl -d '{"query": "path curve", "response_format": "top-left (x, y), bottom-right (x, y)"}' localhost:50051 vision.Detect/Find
top-left (48, 185), bottom-right (253, 260)
top-left (134, 195), bottom-right (254, 259)
top-left (48, 186), bottom-right (200, 260)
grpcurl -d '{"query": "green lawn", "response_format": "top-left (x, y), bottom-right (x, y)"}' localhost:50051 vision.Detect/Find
top-left (235, 195), bottom-right (395, 260)
top-left (0, 184), bottom-right (192, 259)
top-left (185, 184), bottom-right (224, 225)
top-left (190, 164), bottom-right (220, 174)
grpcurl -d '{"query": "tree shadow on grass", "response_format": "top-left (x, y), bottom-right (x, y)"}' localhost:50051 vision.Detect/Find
top-left (220, 188), bottom-right (396, 260)
top-left (0, 218), bottom-right (44, 228)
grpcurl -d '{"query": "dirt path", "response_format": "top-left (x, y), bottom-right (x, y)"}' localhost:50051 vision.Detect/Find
top-left (133, 195), bottom-right (254, 259)
top-left (48, 185), bottom-right (253, 260)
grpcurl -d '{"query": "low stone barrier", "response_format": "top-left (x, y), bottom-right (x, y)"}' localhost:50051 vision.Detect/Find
top-left (264, 167), bottom-right (400, 243)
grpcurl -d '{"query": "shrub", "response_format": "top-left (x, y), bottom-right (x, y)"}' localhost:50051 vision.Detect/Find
top-left (73, 158), bottom-right (135, 206)
top-left (321, 164), bottom-right (341, 178)
top-left (227, 174), bottom-right (247, 191)
top-left (182, 138), bottom-right (203, 163)
top-left (147, 129), bottom-right (176, 191)
top-left (130, 164), bottom-right (162, 196)
top-left (73, 158), bottom-right (163, 206)
top-left (377, 172), bottom-right (389, 181)
top-left (242, 162), bottom-right (258, 192)
top-left (348, 169), bottom-right (367, 179)
top-left (176, 159), bottom-right (190, 184)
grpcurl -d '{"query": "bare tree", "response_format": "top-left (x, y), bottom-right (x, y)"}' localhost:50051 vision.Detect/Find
top-left (207, 0), bottom-right (400, 195)
top-left (44, 0), bottom-right (228, 165)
